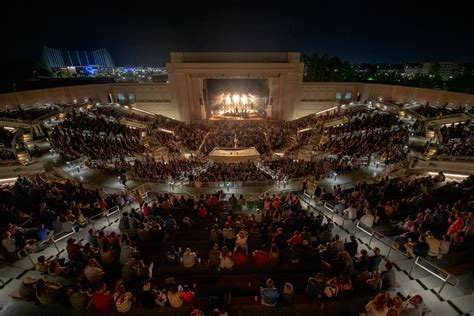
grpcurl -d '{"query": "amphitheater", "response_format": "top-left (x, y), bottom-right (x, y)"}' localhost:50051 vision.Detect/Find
top-left (0, 52), bottom-right (472, 316)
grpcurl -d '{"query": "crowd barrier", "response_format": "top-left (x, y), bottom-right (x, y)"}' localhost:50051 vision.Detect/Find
top-left (300, 194), bottom-right (458, 295)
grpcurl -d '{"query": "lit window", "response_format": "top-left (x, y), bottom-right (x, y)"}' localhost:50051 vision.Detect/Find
top-left (128, 93), bottom-right (135, 101)
top-left (335, 93), bottom-right (342, 100)
top-left (344, 92), bottom-right (352, 99)
top-left (117, 93), bottom-right (125, 102)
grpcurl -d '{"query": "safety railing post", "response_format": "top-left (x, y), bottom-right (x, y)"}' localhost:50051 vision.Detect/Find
top-left (438, 279), bottom-right (447, 294)
top-left (17, 248), bottom-right (35, 268)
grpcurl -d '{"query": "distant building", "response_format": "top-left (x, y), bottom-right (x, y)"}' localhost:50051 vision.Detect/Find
top-left (403, 63), bottom-right (432, 77)
top-left (438, 62), bottom-right (462, 79)
top-left (404, 62), bottom-right (461, 79)
top-left (42, 46), bottom-right (115, 70)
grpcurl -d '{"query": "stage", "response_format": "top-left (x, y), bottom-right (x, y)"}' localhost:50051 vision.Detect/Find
top-left (209, 147), bottom-right (260, 163)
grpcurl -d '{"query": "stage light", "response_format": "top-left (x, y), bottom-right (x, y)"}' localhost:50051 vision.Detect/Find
top-left (232, 94), bottom-right (240, 105)
top-left (225, 95), bottom-right (232, 106)
top-left (241, 94), bottom-right (248, 105)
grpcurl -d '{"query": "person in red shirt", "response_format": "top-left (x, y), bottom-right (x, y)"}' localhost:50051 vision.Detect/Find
top-left (91, 283), bottom-right (114, 312)
top-left (447, 215), bottom-right (464, 237)
top-left (210, 195), bottom-right (219, 208)
top-left (287, 231), bottom-right (303, 246)
top-left (142, 203), bottom-right (152, 217)
top-left (198, 205), bottom-right (207, 220)
top-left (182, 285), bottom-right (195, 304)
top-left (66, 238), bottom-right (83, 261)
top-left (253, 249), bottom-right (269, 268)
top-left (225, 215), bottom-right (235, 228)
top-left (99, 199), bottom-right (108, 214)
top-left (233, 246), bottom-right (248, 267)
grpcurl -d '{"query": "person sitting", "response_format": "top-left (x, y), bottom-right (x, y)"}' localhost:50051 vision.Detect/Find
top-left (280, 282), bottom-right (295, 306)
top-left (113, 280), bottom-right (133, 313)
top-left (268, 243), bottom-right (280, 265)
top-left (70, 283), bottom-right (90, 311)
top-left (91, 283), bottom-right (114, 312)
top-left (425, 231), bottom-right (440, 258)
top-left (167, 282), bottom-right (184, 308)
top-left (36, 255), bottom-right (50, 274)
top-left (365, 292), bottom-right (389, 316)
top-left (84, 258), bottom-right (104, 284)
top-left (35, 278), bottom-right (62, 305)
top-left (344, 235), bottom-right (358, 257)
top-left (439, 234), bottom-right (451, 258)
top-left (365, 271), bottom-right (383, 291)
top-left (182, 285), bottom-right (195, 304)
top-left (47, 260), bottom-right (70, 277)
top-left (122, 257), bottom-right (138, 286)
top-left (208, 243), bottom-right (221, 271)
top-left (219, 246), bottom-right (234, 271)
top-left (253, 248), bottom-right (269, 268)
top-left (368, 247), bottom-right (383, 271)
top-left (323, 277), bottom-right (339, 299)
top-left (180, 217), bottom-right (191, 232)
top-left (233, 246), bottom-right (248, 267)
top-left (139, 282), bottom-right (157, 309)
top-left (235, 230), bottom-right (249, 255)
top-left (260, 278), bottom-right (278, 306)
top-left (381, 261), bottom-right (396, 292)
top-left (182, 248), bottom-right (198, 268)
top-left (119, 239), bottom-right (135, 264)
top-left (287, 230), bottom-right (303, 247)
top-left (99, 244), bottom-right (115, 266)
top-left (360, 209), bottom-right (375, 228)
top-left (166, 246), bottom-right (181, 265)
top-left (306, 273), bottom-right (325, 300)
top-left (400, 294), bottom-right (425, 316)
top-left (343, 203), bottom-right (357, 221)
top-left (18, 276), bottom-right (37, 301)
top-left (287, 244), bottom-right (301, 264)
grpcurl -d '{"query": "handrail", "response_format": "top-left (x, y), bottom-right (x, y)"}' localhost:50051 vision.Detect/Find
top-left (408, 256), bottom-right (458, 294)
top-left (50, 226), bottom-right (78, 254)
top-left (88, 205), bottom-right (122, 230)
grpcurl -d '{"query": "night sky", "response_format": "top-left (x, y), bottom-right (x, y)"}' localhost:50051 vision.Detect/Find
top-left (2, 0), bottom-right (473, 66)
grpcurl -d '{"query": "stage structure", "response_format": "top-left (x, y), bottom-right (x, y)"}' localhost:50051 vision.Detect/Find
top-left (167, 52), bottom-right (304, 122)
top-left (209, 147), bottom-right (260, 163)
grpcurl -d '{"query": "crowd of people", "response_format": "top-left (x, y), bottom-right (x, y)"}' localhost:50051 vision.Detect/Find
top-left (0, 127), bottom-right (16, 160)
top-left (318, 127), bottom-right (409, 164)
top-left (49, 112), bottom-right (147, 160)
top-left (1, 168), bottom-right (473, 315)
top-left (314, 174), bottom-right (473, 260)
top-left (440, 121), bottom-right (473, 157)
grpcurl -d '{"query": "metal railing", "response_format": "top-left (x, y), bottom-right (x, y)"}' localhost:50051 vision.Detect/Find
top-left (409, 256), bottom-right (458, 294)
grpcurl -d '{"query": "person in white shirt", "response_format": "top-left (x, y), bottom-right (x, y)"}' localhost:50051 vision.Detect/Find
top-left (2, 232), bottom-right (16, 254)
top-left (424, 231), bottom-right (440, 257)
top-left (84, 258), bottom-right (104, 284)
top-left (360, 209), bottom-right (375, 228)
top-left (343, 204), bottom-right (357, 220)
top-left (401, 295), bottom-right (424, 316)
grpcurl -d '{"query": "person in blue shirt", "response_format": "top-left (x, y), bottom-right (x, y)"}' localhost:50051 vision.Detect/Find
top-left (37, 224), bottom-right (50, 241)
top-left (260, 278), bottom-right (278, 306)
top-left (306, 273), bottom-right (325, 300)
